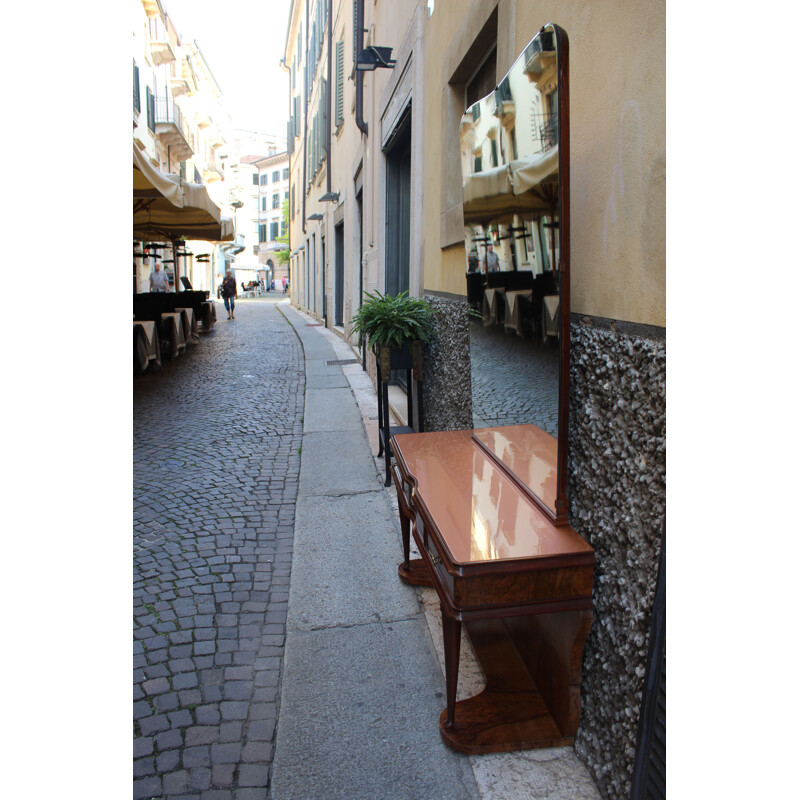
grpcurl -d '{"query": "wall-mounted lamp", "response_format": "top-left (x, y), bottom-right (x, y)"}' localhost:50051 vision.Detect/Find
top-left (319, 192), bottom-right (339, 202)
top-left (355, 46), bottom-right (396, 71)
top-left (308, 213), bottom-right (324, 221)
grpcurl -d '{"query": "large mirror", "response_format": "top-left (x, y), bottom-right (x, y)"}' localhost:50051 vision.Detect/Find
top-left (460, 24), bottom-right (570, 525)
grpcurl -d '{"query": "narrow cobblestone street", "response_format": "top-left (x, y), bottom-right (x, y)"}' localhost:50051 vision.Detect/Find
top-left (133, 297), bottom-right (303, 800)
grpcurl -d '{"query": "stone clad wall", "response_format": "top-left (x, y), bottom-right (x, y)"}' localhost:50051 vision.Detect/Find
top-left (421, 295), bottom-right (473, 431)
top-left (569, 316), bottom-right (666, 800)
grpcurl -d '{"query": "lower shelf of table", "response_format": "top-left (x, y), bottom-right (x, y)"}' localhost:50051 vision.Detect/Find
top-left (397, 558), bottom-right (433, 587)
top-left (439, 616), bottom-right (578, 754)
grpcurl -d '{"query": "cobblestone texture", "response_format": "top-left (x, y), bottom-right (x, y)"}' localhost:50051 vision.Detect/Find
top-left (134, 298), bottom-right (304, 799)
top-left (470, 318), bottom-right (560, 434)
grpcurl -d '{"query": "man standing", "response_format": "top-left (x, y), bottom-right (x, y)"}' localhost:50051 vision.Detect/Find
top-left (149, 261), bottom-right (170, 292)
top-left (485, 244), bottom-right (500, 273)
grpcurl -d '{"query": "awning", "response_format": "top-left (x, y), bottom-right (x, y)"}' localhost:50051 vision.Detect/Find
top-left (462, 146), bottom-right (558, 225)
top-left (133, 144), bottom-right (234, 242)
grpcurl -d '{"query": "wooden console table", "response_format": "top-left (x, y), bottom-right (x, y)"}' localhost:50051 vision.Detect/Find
top-left (391, 429), bottom-right (595, 754)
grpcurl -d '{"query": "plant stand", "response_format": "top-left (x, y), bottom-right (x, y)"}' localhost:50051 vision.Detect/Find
top-left (376, 342), bottom-right (424, 486)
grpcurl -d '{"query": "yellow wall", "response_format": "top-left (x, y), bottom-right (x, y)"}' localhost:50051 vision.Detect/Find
top-left (422, 0), bottom-right (665, 327)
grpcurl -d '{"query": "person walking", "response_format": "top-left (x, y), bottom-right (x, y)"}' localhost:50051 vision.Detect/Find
top-left (282, 276), bottom-right (288, 294)
top-left (222, 268), bottom-right (237, 320)
top-left (149, 261), bottom-right (171, 292)
top-left (485, 244), bottom-right (500, 273)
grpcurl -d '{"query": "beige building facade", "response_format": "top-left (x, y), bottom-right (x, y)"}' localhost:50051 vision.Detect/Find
top-left (284, 3), bottom-right (665, 798)
top-left (134, 0), bottom-right (235, 294)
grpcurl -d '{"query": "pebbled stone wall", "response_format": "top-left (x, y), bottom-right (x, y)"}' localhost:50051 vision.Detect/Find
top-left (569, 316), bottom-right (666, 800)
top-left (422, 295), bottom-right (473, 431)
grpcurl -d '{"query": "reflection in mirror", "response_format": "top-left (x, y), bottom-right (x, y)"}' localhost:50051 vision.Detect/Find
top-left (461, 24), bottom-right (569, 524)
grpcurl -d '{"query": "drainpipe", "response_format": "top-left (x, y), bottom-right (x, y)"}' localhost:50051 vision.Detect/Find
top-left (302, 0), bottom-right (309, 234)
top-left (355, 0), bottom-right (368, 135)
top-left (326, 0), bottom-right (332, 196)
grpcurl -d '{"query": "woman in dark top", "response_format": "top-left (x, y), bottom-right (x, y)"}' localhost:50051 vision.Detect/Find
top-left (222, 269), bottom-right (237, 320)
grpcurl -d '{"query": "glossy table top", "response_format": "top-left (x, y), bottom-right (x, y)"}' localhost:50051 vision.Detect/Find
top-left (393, 429), bottom-right (592, 566)
top-left (472, 424), bottom-right (557, 513)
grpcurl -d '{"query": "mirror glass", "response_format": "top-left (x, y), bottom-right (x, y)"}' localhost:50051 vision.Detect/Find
top-left (460, 24), bottom-right (569, 524)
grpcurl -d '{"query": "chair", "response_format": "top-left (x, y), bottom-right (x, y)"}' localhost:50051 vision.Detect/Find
top-left (376, 343), bottom-right (424, 486)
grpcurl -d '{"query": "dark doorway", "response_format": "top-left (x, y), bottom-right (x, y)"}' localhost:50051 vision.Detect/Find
top-left (384, 108), bottom-right (411, 298)
top-left (334, 222), bottom-right (345, 327)
top-left (321, 235), bottom-right (327, 323)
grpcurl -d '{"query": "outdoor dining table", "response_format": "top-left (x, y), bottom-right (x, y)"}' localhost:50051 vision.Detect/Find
top-left (160, 311), bottom-right (187, 359)
top-left (542, 294), bottom-right (561, 341)
top-left (133, 319), bottom-right (161, 372)
top-left (176, 306), bottom-right (199, 345)
top-left (200, 300), bottom-right (217, 330)
top-left (504, 289), bottom-right (534, 336)
top-left (482, 286), bottom-right (506, 327)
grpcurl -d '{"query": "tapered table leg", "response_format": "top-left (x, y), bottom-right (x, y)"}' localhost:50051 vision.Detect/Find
top-left (441, 606), bottom-right (461, 729)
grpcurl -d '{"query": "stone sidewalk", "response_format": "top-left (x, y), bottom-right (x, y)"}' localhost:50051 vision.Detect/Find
top-left (277, 302), bottom-right (601, 800)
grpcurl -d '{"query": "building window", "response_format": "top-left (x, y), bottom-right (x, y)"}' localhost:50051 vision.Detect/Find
top-left (253, 173), bottom-right (259, 185)
top-left (466, 46), bottom-right (497, 109)
top-left (270, 221), bottom-right (280, 240)
top-left (133, 60), bottom-right (140, 113)
top-left (272, 193), bottom-right (280, 209)
top-left (272, 170), bottom-right (280, 182)
top-left (261, 197), bottom-right (267, 211)
top-left (146, 87), bottom-right (155, 132)
top-left (283, 167), bottom-right (290, 180)
top-left (335, 39), bottom-right (344, 128)
top-left (259, 224), bottom-right (267, 243)
top-left (260, 174), bottom-right (268, 185)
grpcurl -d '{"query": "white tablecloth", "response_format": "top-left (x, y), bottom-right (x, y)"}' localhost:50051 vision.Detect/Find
top-left (160, 312), bottom-right (186, 358)
top-left (176, 307), bottom-right (199, 344)
top-left (504, 290), bottom-right (533, 336)
top-left (133, 320), bottom-right (160, 371)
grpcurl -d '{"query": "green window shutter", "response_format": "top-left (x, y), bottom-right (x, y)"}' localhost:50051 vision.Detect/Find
top-left (146, 87), bottom-right (155, 132)
top-left (133, 61), bottom-right (140, 113)
top-left (335, 40), bottom-right (344, 127)
top-left (353, 0), bottom-right (358, 63)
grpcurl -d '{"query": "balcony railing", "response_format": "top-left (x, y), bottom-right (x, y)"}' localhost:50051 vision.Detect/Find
top-left (155, 96), bottom-right (194, 158)
top-left (530, 111), bottom-right (558, 151)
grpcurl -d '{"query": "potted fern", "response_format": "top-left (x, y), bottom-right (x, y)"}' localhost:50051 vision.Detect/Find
top-left (350, 290), bottom-right (434, 379)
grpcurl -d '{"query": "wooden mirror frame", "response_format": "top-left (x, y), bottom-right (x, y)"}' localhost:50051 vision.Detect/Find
top-left (553, 22), bottom-right (570, 526)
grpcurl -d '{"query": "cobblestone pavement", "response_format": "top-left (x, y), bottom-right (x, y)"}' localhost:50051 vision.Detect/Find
top-left (469, 319), bottom-right (560, 435)
top-left (133, 297), bottom-right (304, 800)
